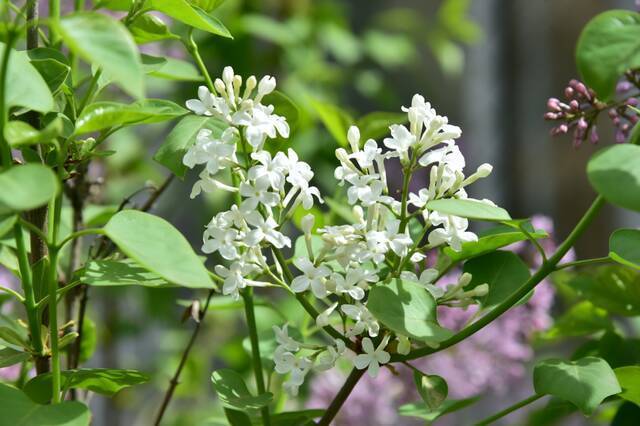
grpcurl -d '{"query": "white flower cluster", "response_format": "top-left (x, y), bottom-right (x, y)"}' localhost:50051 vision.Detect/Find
top-left (183, 74), bottom-right (494, 393)
top-left (184, 67), bottom-right (322, 299)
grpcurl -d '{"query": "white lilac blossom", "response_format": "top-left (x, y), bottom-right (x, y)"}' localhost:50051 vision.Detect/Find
top-left (353, 335), bottom-right (392, 378)
top-left (183, 80), bottom-right (497, 394)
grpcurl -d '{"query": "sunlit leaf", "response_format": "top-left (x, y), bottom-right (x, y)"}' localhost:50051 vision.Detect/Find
top-left (533, 357), bottom-right (621, 415)
top-left (211, 369), bottom-right (273, 410)
top-left (425, 199), bottom-right (511, 221)
top-left (104, 210), bottom-right (213, 288)
top-left (0, 43), bottom-right (54, 112)
top-left (609, 228), bottom-right (640, 270)
top-left (587, 141), bottom-right (640, 212)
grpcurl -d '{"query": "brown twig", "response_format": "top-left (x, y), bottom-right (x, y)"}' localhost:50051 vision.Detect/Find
top-left (153, 290), bottom-right (214, 426)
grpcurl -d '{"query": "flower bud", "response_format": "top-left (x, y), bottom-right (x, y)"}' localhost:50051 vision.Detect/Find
top-left (301, 214), bottom-right (315, 235)
top-left (476, 163), bottom-right (493, 178)
top-left (257, 76), bottom-right (276, 98)
top-left (471, 283), bottom-right (489, 297)
top-left (222, 66), bottom-right (234, 85)
top-left (569, 100), bottom-right (579, 110)
top-left (214, 79), bottom-right (226, 97)
top-left (547, 97), bottom-right (562, 112)
top-left (243, 75), bottom-right (257, 99)
top-left (347, 126), bottom-right (360, 153)
top-left (233, 75), bottom-right (242, 98)
top-left (316, 302), bottom-right (338, 328)
top-left (458, 272), bottom-right (472, 287)
top-left (564, 86), bottom-right (574, 99)
top-left (396, 335), bottom-right (411, 355)
top-left (590, 126), bottom-right (599, 144)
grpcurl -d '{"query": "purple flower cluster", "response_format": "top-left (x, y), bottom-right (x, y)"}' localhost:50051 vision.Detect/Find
top-left (545, 77), bottom-right (639, 147)
top-left (307, 216), bottom-right (564, 425)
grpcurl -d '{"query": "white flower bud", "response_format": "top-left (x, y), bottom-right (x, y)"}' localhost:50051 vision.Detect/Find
top-left (471, 283), bottom-right (489, 297)
top-left (301, 214), bottom-right (315, 235)
top-left (347, 126), bottom-right (360, 153)
top-left (458, 272), bottom-right (472, 287)
top-left (222, 66), bottom-right (234, 84)
top-left (396, 335), bottom-right (411, 355)
top-left (232, 75), bottom-right (242, 98)
top-left (243, 75), bottom-right (257, 99)
top-left (477, 163), bottom-right (493, 178)
top-left (410, 252), bottom-right (426, 262)
top-left (214, 79), bottom-right (226, 98)
top-left (257, 75), bottom-right (276, 98)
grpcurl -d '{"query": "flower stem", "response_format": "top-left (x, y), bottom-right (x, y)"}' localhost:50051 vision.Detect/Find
top-left (242, 287), bottom-right (271, 426)
top-left (47, 192), bottom-right (63, 403)
top-left (396, 195), bottom-right (606, 362)
top-left (555, 256), bottom-right (611, 270)
top-left (184, 29), bottom-right (215, 93)
top-left (317, 367), bottom-right (365, 426)
top-left (474, 394), bottom-right (543, 425)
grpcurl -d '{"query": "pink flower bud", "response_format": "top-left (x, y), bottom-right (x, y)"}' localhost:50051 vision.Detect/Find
top-left (577, 117), bottom-right (588, 130)
top-left (617, 81), bottom-right (633, 93)
top-left (615, 130), bottom-right (626, 143)
top-left (544, 112), bottom-right (559, 120)
top-left (564, 87), bottom-right (575, 99)
top-left (569, 100), bottom-right (580, 110)
top-left (590, 126), bottom-right (599, 144)
top-left (547, 97), bottom-right (562, 112)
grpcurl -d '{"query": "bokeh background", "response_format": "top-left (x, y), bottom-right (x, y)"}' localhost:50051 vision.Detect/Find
top-left (3, 0), bottom-right (640, 425)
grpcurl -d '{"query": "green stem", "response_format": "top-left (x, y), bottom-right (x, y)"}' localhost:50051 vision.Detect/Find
top-left (555, 256), bottom-right (611, 270)
top-left (398, 167), bottom-right (412, 233)
top-left (47, 192), bottom-right (63, 403)
top-left (474, 394), bottom-right (544, 426)
top-left (317, 368), bottom-right (365, 426)
top-left (0, 32), bottom-right (14, 169)
top-left (14, 223), bottom-right (44, 355)
top-left (48, 0), bottom-right (61, 45)
top-left (396, 195), bottom-right (606, 362)
top-left (242, 287), bottom-right (271, 426)
top-left (47, 247), bottom-right (61, 403)
top-left (57, 228), bottom-right (105, 251)
top-left (184, 29), bottom-right (215, 93)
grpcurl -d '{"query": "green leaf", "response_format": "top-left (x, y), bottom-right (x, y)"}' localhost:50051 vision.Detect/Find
top-left (28, 48), bottom-right (71, 94)
top-left (23, 368), bottom-right (149, 404)
top-left (140, 54), bottom-right (167, 74)
top-left (0, 326), bottom-right (27, 348)
top-left (55, 12), bottom-right (144, 99)
top-left (80, 259), bottom-right (173, 288)
top-left (0, 43), bottom-right (54, 112)
top-left (211, 369), bottom-right (273, 410)
top-left (541, 301), bottom-right (612, 341)
top-left (148, 57), bottom-right (203, 81)
top-left (576, 10), bottom-right (640, 100)
top-left (75, 99), bottom-right (187, 134)
top-left (224, 409), bottom-right (253, 426)
top-left (189, 0), bottom-right (226, 12)
top-left (398, 396), bottom-right (480, 421)
top-left (426, 198), bottom-right (511, 221)
top-left (445, 223), bottom-right (548, 263)
top-left (0, 214), bottom-right (17, 239)
top-left (78, 317), bottom-right (96, 364)
top-left (414, 371), bottom-right (448, 410)
top-left (310, 99), bottom-right (353, 147)
top-left (367, 279), bottom-right (453, 344)
top-left (104, 210), bottom-right (213, 288)
top-left (615, 366), bottom-right (640, 406)
top-left (570, 265), bottom-right (640, 316)
top-left (610, 229), bottom-right (640, 270)
top-left (4, 118), bottom-right (63, 147)
top-left (587, 144), bottom-right (640, 212)
top-left (356, 111), bottom-right (407, 142)
top-left (463, 251), bottom-right (531, 308)
top-left (0, 347), bottom-right (29, 367)
top-left (153, 115), bottom-right (227, 177)
top-left (0, 164), bottom-right (59, 213)
top-left (533, 357), bottom-right (621, 415)
top-left (147, 0), bottom-right (232, 37)
top-left (0, 383), bottom-right (90, 426)
top-left (128, 13), bottom-right (179, 44)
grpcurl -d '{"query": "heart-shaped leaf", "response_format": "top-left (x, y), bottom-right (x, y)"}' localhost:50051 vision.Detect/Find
top-left (463, 251), bottom-right (531, 308)
top-left (104, 210), bottom-right (213, 288)
top-left (23, 368), bottom-right (149, 404)
top-left (211, 369), bottom-right (273, 411)
top-left (587, 144), bottom-right (640, 212)
top-left (609, 229), bottom-right (640, 269)
top-left (367, 279), bottom-right (453, 344)
top-left (533, 357), bottom-right (621, 415)
top-left (576, 10), bottom-right (640, 100)
top-left (55, 12), bottom-right (144, 99)
top-left (0, 43), bottom-right (54, 112)
top-left (75, 99), bottom-right (187, 134)
top-left (414, 371), bottom-right (448, 410)
top-left (0, 164), bottom-right (59, 213)
top-left (0, 383), bottom-right (90, 425)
